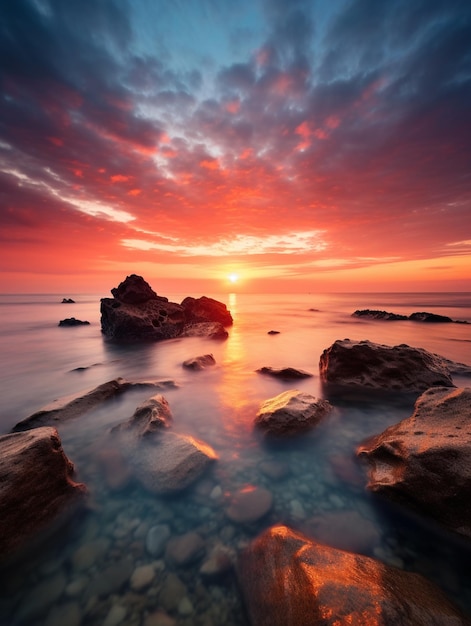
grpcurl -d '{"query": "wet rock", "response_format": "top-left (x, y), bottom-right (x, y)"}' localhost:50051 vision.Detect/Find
top-left (144, 610), bottom-right (177, 626)
top-left (71, 538), bottom-right (110, 571)
top-left (256, 366), bottom-right (313, 380)
top-left (62, 298), bottom-right (75, 303)
top-left (158, 573), bottom-right (187, 612)
top-left (226, 486), bottom-right (273, 524)
top-left (115, 394), bottom-right (173, 436)
top-left (409, 311), bottom-right (455, 323)
top-left (165, 531), bottom-right (206, 566)
top-left (180, 322), bottom-right (228, 339)
top-left (146, 524), bottom-right (172, 557)
top-left (255, 390), bottom-right (332, 436)
top-left (58, 317), bottom-right (90, 326)
top-left (358, 386), bottom-right (471, 539)
top-left (319, 339), bottom-right (454, 394)
top-left (103, 604), bottom-right (127, 626)
top-left (352, 309), bottom-right (468, 324)
top-left (237, 525), bottom-right (470, 626)
top-left (267, 330), bottom-right (280, 335)
top-left (352, 309), bottom-right (408, 320)
top-left (199, 544), bottom-right (235, 579)
top-left (45, 601), bottom-right (81, 626)
top-left (258, 459), bottom-right (291, 480)
top-left (178, 597), bottom-right (194, 616)
top-left (129, 431), bottom-right (218, 495)
top-left (302, 510), bottom-right (381, 554)
top-left (16, 570), bottom-right (67, 622)
top-left (101, 275), bottom-right (232, 342)
top-left (0, 428), bottom-right (87, 562)
top-left (181, 295), bottom-right (233, 327)
top-left (91, 557), bottom-right (133, 597)
top-left (182, 353), bottom-right (216, 370)
top-left (13, 377), bottom-right (176, 431)
top-left (131, 564), bottom-right (155, 590)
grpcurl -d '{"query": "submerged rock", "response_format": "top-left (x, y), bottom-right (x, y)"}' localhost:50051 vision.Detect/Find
top-left (182, 354), bottom-right (216, 370)
top-left (255, 390), bottom-right (332, 436)
top-left (114, 394), bottom-right (173, 436)
top-left (226, 486), bottom-right (273, 524)
top-left (353, 309), bottom-right (408, 320)
top-left (100, 275), bottom-right (232, 342)
top-left (357, 386), bottom-right (471, 539)
top-left (352, 309), bottom-right (468, 324)
top-left (58, 317), bottom-right (90, 326)
top-left (0, 427), bottom-right (87, 561)
top-left (237, 525), bottom-right (470, 626)
top-left (319, 339), bottom-right (454, 394)
top-left (256, 366), bottom-right (313, 380)
top-left (180, 322), bottom-right (228, 339)
top-left (12, 378), bottom-right (177, 431)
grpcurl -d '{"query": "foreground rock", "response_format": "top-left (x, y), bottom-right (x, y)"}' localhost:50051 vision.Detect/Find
top-left (255, 390), bottom-right (332, 436)
top-left (353, 309), bottom-right (468, 324)
top-left (58, 317), bottom-right (90, 326)
top-left (357, 386), bottom-right (471, 539)
top-left (237, 525), bottom-right (470, 626)
top-left (256, 366), bottom-right (313, 380)
top-left (182, 354), bottom-right (216, 370)
top-left (0, 428), bottom-right (87, 561)
top-left (113, 394), bottom-right (173, 436)
top-left (319, 339), bottom-right (454, 394)
top-left (12, 377), bottom-right (177, 431)
top-left (100, 275), bottom-right (232, 342)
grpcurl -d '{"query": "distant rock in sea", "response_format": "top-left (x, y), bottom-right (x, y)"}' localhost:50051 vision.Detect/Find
top-left (256, 366), bottom-right (313, 380)
top-left (352, 309), bottom-right (468, 323)
top-left (58, 317), bottom-right (90, 326)
top-left (100, 274), bottom-right (232, 342)
top-left (61, 297), bottom-right (75, 303)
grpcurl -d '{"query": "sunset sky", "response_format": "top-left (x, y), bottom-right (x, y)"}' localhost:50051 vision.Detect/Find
top-left (1, 0), bottom-right (470, 294)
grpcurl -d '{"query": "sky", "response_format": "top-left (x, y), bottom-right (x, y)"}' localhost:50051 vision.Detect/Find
top-left (1, 0), bottom-right (470, 294)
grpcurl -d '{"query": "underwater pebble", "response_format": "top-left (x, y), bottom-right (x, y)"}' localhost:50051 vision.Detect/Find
top-left (146, 524), bottom-right (171, 557)
top-left (144, 610), bottom-right (177, 626)
top-left (71, 538), bottom-right (110, 571)
top-left (45, 601), bottom-right (81, 626)
top-left (210, 485), bottom-right (222, 500)
top-left (65, 576), bottom-right (88, 598)
top-left (103, 604), bottom-right (127, 626)
top-left (178, 597), bottom-right (194, 616)
top-left (290, 499), bottom-right (306, 520)
top-left (16, 570), bottom-right (67, 621)
top-left (131, 564), bottom-right (155, 591)
top-left (158, 573), bottom-right (187, 612)
top-left (165, 531), bottom-right (206, 566)
top-left (226, 486), bottom-right (273, 524)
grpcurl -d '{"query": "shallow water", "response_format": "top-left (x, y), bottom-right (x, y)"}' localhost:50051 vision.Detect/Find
top-left (1, 291), bottom-right (471, 625)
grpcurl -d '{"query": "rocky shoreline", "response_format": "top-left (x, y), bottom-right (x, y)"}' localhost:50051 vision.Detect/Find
top-left (1, 278), bottom-right (471, 625)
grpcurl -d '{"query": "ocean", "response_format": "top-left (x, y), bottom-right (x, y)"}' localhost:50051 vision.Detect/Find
top-left (1, 291), bottom-right (470, 624)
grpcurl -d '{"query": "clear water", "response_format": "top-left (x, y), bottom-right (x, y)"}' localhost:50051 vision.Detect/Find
top-left (1, 292), bottom-right (470, 625)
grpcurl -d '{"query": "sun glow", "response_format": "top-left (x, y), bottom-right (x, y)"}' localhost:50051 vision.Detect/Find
top-left (228, 273), bottom-right (239, 284)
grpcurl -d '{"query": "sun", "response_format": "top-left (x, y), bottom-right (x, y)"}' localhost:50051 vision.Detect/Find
top-left (228, 273), bottom-right (239, 284)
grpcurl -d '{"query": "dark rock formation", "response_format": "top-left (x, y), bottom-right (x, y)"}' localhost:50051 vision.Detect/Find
top-left (58, 317), bottom-right (90, 326)
top-left (0, 427), bottom-right (87, 561)
top-left (12, 378), bottom-right (177, 431)
top-left (237, 525), bottom-right (470, 626)
top-left (61, 298), bottom-right (75, 303)
top-left (357, 386), bottom-right (471, 539)
top-left (319, 339), bottom-right (454, 394)
top-left (267, 330), bottom-right (280, 335)
top-left (353, 309), bottom-right (408, 320)
top-left (100, 275), bottom-right (232, 342)
top-left (255, 390), bottom-right (332, 437)
top-left (256, 366), bottom-right (313, 380)
top-left (181, 295), bottom-right (233, 326)
top-left (113, 394), bottom-right (173, 436)
top-left (352, 309), bottom-right (468, 324)
top-left (182, 354), bottom-right (216, 370)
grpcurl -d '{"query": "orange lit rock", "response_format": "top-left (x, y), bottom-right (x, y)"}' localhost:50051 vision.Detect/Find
top-left (0, 427), bottom-right (87, 561)
top-left (358, 386), bottom-right (471, 539)
top-left (238, 525), bottom-right (470, 625)
top-left (255, 390), bottom-right (332, 436)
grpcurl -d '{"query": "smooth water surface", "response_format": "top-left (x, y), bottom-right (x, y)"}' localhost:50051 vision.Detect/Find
top-left (1, 292), bottom-right (470, 625)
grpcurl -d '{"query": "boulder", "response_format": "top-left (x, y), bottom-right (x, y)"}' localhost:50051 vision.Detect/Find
top-left (237, 525), bottom-right (470, 626)
top-left (128, 431), bottom-right (218, 495)
top-left (182, 354), bottom-right (216, 370)
top-left (113, 394), bottom-right (173, 436)
top-left (180, 322), bottom-right (228, 339)
top-left (61, 298), bottom-right (75, 303)
top-left (181, 295), bottom-right (233, 326)
top-left (101, 275), bottom-right (232, 342)
top-left (352, 309), bottom-right (468, 324)
top-left (255, 390), bottom-right (332, 437)
top-left (319, 339), bottom-right (454, 394)
top-left (353, 309), bottom-right (408, 320)
top-left (0, 427), bottom-right (87, 561)
top-left (256, 366), bottom-right (313, 380)
top-left (58, 317), bottom-right (90, 326)
top-left (409, 311), bottom-right (454, 323)
top-left (12, 378), bottom-right (176, 431)
top-left (357, 386), bottom-right (471, 539)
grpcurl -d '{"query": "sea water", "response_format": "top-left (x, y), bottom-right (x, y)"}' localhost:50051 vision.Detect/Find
top-left (0, 292), bottom-right (470, 624)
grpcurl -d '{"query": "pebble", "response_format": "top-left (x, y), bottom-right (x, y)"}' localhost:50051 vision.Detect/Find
top-left (178, 597), bottom-right (194, 616)
top-left (45, 602), bottom-right (81, 626)
top-left (71, 538), bottom-right (110, 571)
top-left (103, 604), bottom-right (128, 626)
top-left (258, 459), bottom-right (291, 480)
top-left (90, 557), bottom-right (133, 597)
top-left (130, 564), bottom-right (155, 591)
top-left (146, 524), bottom-right (171, 557)
top-left (144, 610), bottom-right (177, 626)
top-left (158, 573), bottom-right (187, 612)
top-left (199, 545), bottom-right (234, 579)
top-left (290, 499), bottom-right (306, 520)
top-left (65, 576), bottom-right (88, 598)
top-left (210, 485), bottom-right (222, 500)
top-left (226, 486), bottom-right (273, 524)
top-left (165, 531), bottom-right (206, 566)
top-left (16, 570), bottom-right (67, 621)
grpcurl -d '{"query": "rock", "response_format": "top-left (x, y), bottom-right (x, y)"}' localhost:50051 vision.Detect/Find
top-left (238, 525), bottom-right (470, 626)
top-left (12, 377), bottom-right (175, 431)
top-left (17, 570), bottom-right (67, 622)
top-left (258, 459), bottom-right (291, 480)
top-left (302, 510), bottom-right (381, 553)
top-left (319, 339), bottom-right (454, 394)
top-left (182, 354), bottom-right (216, 370)
top-left (226, 486), bottom-right (273, 524)
top-left (256, 366), bottom-right (313, 380)
top-left (96, 448), bottom-right (132, 490)
top-left (114, 394), bottom-right (173, 436)
top-left (357, 386), bottom-right (471, 539)
top-left (181, 295), bottom-right (233, 326)
top-left (352, 309), bottom-right (408, 320)
top-left (178, 597), bottom-right (194, 616)
top-left (199, 545), bottom-right (235, 579)
top-left (159, 573), bottom-right (187, 612)
top-left (267, 330), bottom-right (280, 335)
top-left (90, 557), bottom-right (133, 597)
top-left (255, 390), bottom-right (332, 436)
top-left (180, 322), bottom-right (228, 339)
top-left (71, 538), bottom-right (110, 571)
top-left (0, 428), bottom-right (87, 562)
top-left (61, 298), bottom-right (75, 303)
top-left (409, 311), bottom-right (454, 323)
top-left (131, 564), bottom-right (155, 590)
top-left (58, 317), bottom-right (90, 326)
top-left (165, 532), bottom-right (206, 566)
top-left (45, 601), bottom-right (81, 626)
top-left (146, 524), bottom-right (171, 557)
top-left (103, 604), bottom-right (127, 626)
top-left (101, 275), bottom-right (232, 342)
top-left (128, 431), bottom-right (218, 495)
top-left (144, 610), bottom-right (177, 626)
